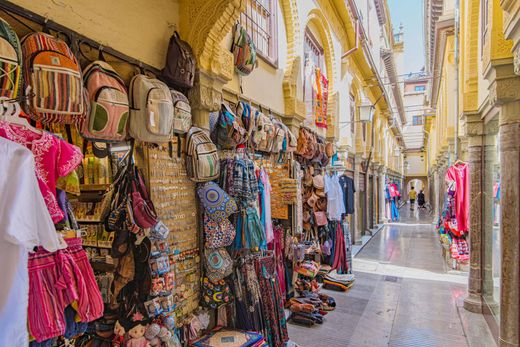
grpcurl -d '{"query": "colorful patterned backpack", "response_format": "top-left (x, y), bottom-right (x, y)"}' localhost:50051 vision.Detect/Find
top-left (129, 74), bottom-right (174, 143)
top-left (0, 18), bottom-right (22, 99)
top-left (186, 126), bottom-right (220, 182)
top-left (21, 32), bottom-right (85, 124)
top-left (81, 60), bottom-right (129, 142)
top-left (231, 23), bottom-right (257, 76)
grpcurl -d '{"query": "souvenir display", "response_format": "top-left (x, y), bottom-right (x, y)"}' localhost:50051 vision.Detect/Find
top-left (0, 11), bottom-right (356, 346)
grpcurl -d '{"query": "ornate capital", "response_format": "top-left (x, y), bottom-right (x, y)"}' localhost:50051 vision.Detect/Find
top-left (188, 70), bottom-right (224, 129)
top-left (515, 47), bottom-right (520, 75)
top-left (489, 75), bottom-right (520, 105)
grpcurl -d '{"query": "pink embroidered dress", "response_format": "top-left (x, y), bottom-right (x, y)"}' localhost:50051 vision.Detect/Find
top-left (0, 120), bottom-right (83, 223)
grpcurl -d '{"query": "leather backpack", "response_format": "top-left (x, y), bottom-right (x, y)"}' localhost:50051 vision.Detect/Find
top-left (129, 74), bottom-right (174, 143)
top-left (22, 32), bottom-right (86, 124)
top-left (81, 60), bottom-right (129, 142)
top-left (161, 32), bottom-right (195, 89)
top-left (186, 126), bottom-right (220, 182)
top-left (0, 18), bottom-right (22, 99)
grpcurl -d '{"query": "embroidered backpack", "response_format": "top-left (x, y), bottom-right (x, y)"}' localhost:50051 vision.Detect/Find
top-left (253, 110), bottom-right (275, 152)
top-left (213, 103), bottom-right (247, 149)
top-left (186, 126), bottom-right (220, 182)
top-left (231, 23), bottom-right (257, 76)
top-left (0, 18), bottom-right (22, 99)
top-left (21, 32), bottom-right (85, 124)
top-left (81, 60), bottom-right (129, 142)
top-left (129, 74), bottom-right (174, 143)
top-left (170, 89), bottom-right (191, 134)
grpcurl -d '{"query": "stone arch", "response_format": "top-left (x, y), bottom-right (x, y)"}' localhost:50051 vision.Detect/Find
top-left (304, 9), bottom-right (338, 139)
top-left (305, 9), bottom-right (337, 95)
top-left (179, 0), bottom-right (244, 82)
top-left (404, 176), bottom-right (429, 201)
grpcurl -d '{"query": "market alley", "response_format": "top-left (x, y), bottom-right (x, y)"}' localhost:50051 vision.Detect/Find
top-left (288, 208), bottom-right (496, 347)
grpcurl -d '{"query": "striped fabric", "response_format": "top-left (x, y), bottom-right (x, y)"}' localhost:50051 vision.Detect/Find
top-left (0, 18), bottom-right (22, 98)
top-left (22, 32), bottom-right (85, 124)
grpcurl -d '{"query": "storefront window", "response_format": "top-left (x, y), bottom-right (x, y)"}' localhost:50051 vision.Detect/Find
top-left (482, 120), bottom-right (500, 323)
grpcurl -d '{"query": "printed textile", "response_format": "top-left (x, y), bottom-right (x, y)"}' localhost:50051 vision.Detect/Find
top-left (0, 120), bottom-right (83, 223)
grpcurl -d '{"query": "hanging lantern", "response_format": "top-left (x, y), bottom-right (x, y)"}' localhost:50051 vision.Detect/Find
top-left (358, 102), bottom-right (374, 123)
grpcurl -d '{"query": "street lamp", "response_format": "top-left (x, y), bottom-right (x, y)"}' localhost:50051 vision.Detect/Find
top-left (339, 102), bottom-right (375, 126)
top-left (358, 102), bottom-right (374, 123)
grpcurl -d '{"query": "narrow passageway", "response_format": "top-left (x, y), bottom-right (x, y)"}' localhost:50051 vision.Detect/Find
top-left (288, 208), bottom-right (496, 347)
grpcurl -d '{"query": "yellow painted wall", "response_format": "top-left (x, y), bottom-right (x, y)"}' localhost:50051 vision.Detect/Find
top-left (7, 0), bottom-right (179, 68)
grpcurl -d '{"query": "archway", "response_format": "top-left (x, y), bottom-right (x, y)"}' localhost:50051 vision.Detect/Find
top-left (404, 176), bottom-right (428, 202)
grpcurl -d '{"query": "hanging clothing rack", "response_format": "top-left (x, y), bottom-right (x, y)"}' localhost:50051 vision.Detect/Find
top-left (0, 1), bottom-right (160, 75)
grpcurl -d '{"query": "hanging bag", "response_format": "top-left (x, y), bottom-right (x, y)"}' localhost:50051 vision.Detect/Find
top-left (130, 166), bottom-right (158, 229)
top-left (203, 214), bottom-right (236, 249)
top-left (160, 31), bottom-right (195, 89)
top-left (213, 102), bottom-right (247, 149)
top-left (204, 248), bottom-right (233, 284)
top-left (21, 32), bottom-right (86, 124)
top-left (81, 60), bottom-right (129, 142)
top-left (0, 18), bottom-right (22, 99)
top-left (170, 89), bottom-right (192, 134)
top-left (129, 74), bottom-right (174, 143)
top-left (186, 126), bottom-right (220, 182)
top-left (231, 23), bottom-right (257, 76)
top-left (196, 181), bottom-right (237, 223)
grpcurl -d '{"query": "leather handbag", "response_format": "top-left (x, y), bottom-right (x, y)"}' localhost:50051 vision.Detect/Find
top-left (314, 211), bottom-right (328, 226)
top-left (131, 167), bottom-right (158, 229)
top-left (204, 248), bottom-right (233, 284)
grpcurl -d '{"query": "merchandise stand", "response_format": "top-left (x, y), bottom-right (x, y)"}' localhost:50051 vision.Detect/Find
top-left (0, 4), bottom-right (358, 346)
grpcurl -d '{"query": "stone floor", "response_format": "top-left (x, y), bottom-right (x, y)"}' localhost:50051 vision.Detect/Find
top-left (287, 207), bottom-right (497, 347)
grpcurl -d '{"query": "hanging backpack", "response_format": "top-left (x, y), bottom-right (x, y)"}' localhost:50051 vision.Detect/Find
top-left (129, 74), bottom-right (174, 143)
top-left (21, 32), bottom-right (85, 124)
top-left (81, 60), bottom-right (129, 142)
top-left (186, 126), bottom-right (220, 182)
top-left (253, 110), bottom-right (275, 152)
top-left (231, 23), bottom-right (257, 76)
top-left (170, 89), bottom-right (192, 134)
top-left (212, 103), bottom-right (247, 149)
top-left (160, 32), bottom-right (195, 89)
top-left (0, 18), bottom-right (22, 99)
top-left (271, 118), bottom-right (286, 154)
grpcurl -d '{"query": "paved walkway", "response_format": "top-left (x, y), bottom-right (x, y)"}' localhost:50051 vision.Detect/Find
top-left (288, 208), bottom-right (496, 347)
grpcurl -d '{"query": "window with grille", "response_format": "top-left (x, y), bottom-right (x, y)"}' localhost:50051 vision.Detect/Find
top-left (304, 28), bottom-right (324, 72)
top-left (240, 0), bottom-right (277, 64)
top-left (481, 0), bottom-right (489, 57)
top-left (412, 115), bottom-right (423, 125)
